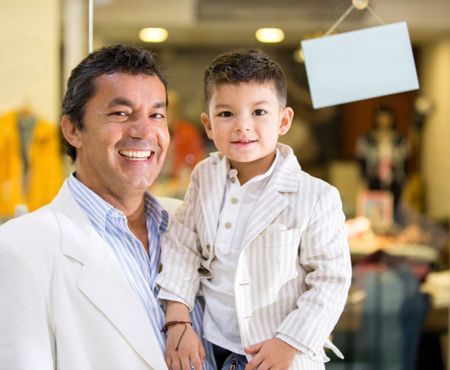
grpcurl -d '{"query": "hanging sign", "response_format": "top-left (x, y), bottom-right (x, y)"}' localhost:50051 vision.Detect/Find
top-left (302, 22), bottom-right (419, 109)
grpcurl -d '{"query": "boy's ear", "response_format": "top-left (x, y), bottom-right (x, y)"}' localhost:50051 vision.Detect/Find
top-left (200, 112), bottom-right (214, 140)
top-left (61, 115), bottom-right (82, 149)
top-left (279, 107), bottom-right (294, 136)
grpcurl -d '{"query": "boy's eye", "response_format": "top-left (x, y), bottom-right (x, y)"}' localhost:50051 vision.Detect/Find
top-left (218, 111), bottom-right (233, 118)
top-left (253, 109), bottom-right (267, 116)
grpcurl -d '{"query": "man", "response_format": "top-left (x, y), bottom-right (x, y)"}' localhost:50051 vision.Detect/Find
top-left (0, 44), bottom-right (214, 370)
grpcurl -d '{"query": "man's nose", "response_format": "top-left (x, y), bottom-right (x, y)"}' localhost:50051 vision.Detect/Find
top-left (129, 115), bottom-right (154, 138)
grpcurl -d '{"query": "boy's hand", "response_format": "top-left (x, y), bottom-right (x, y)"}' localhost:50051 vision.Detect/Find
top-left (165, 323), bottom-right (205, 370)
top-left (244, 338), bottom-right (298, 370)
top-left (164, 300), bottom-right (204, 370)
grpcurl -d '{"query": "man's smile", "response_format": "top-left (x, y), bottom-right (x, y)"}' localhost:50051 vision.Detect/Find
top-left (118, 149), bottom-right (154, 161)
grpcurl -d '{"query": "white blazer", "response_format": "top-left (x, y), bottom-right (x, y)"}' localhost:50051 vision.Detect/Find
top-left (157, 144), bottom-right (352, 369)
top-left (0, 182), bottom-right (168, 370)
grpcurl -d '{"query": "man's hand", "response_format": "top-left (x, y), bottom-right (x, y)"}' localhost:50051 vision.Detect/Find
top-left (165, 323), bottom-right (205, 370)
top-left (244, 338), bottom-right (298, 370)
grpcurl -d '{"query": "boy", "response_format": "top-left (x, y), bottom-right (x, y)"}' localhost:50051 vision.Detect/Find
top-left (157, 49), bottom-right (351, 370)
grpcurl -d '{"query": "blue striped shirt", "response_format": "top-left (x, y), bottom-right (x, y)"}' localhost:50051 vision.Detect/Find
top-left (68, 175), bottom-right (215, 369)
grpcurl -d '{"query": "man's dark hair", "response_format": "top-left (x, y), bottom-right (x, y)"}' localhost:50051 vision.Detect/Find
top-left (203, 49), bottom-right (287, 108)
top-left (61, 44), bottom-right (167, 161)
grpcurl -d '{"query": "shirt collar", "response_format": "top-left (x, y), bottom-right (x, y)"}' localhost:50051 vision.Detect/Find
top-left (68, 174), bottom-right (168, 238)
top-left (226, 148), bottom-right (280, 186)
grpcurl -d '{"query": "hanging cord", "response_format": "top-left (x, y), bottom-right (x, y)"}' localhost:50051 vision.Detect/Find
top-left (324, 0), bottom-right (384, 37)
top-left (324, 4), bottom-right (355, 37)
top-left (367, 5), bottom-right (385, 25)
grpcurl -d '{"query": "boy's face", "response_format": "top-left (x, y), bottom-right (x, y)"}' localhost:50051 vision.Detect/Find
top-left (201, 82), bottom-right (293, 178)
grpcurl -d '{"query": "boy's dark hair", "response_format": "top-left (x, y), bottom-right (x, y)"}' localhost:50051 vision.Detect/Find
top-left (203, 49), bottom-right (287, 108)
top-left (62, 44), bottom-right (167, 161)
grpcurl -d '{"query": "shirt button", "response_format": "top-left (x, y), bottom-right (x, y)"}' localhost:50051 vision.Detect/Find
top-left (230, 177), bottom-right (236, 183)
top-left (230, 197), bottom-right (238, 205)
top-left (225, 222), bottom-right (232, 229)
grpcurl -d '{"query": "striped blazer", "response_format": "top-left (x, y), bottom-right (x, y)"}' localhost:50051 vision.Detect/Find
top-left (157, 144), bottom-right (352, 369)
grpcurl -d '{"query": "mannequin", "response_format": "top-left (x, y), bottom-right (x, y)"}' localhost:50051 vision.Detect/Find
top-left (355, 104), bottom-right (409, 214)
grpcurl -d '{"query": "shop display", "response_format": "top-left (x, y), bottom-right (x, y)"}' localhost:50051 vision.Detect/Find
top-left (0, 109), bottom-right (64, 220)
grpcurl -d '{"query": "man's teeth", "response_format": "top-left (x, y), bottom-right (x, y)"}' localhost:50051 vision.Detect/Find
top-left (119, 150), bottom-right (152, 160)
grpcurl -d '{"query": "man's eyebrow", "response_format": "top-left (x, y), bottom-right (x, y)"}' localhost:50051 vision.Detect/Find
top-left (153, 101), bottom-right (167, 109)
top-left (107, 97), bottom-right (134, 108)
top-left (106, 98), bottom-right (167, 109)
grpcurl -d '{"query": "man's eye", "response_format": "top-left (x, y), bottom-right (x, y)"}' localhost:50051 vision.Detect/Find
top-left (110, 111), bottom-right (129, 117)
top-left (253, 109), bottom-right (267, 116)
top-left (150, 113), bottom-right (165, 119)
top-left (218, 111), bottom-right (233, 118)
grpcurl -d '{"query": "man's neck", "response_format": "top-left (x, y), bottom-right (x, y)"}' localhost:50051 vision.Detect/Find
top-left (126, 203), bottom-right (150, 254)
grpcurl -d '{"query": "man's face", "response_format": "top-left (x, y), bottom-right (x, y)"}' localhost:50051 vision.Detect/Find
top-left (63, 72), bottom-right (169, 203)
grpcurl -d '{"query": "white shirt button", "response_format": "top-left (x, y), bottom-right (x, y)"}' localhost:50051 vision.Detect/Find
top-left (224, 222), bottom-right (232, 229)
top-left (230, 177), bottom-right (236, 183)
top-left (230, 197), bottom-right (238, 205)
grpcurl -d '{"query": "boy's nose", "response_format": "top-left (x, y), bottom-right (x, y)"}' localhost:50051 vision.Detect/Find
top-left (234, 116), bottom-right (251, 132)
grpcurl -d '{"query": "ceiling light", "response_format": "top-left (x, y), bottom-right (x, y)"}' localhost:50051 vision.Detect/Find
top-left (293, 48), bottom-right (305, 64)
top-left (139, 28), bottom-right (168, 43)
top-left (255, 28), bottom-right (285, 43)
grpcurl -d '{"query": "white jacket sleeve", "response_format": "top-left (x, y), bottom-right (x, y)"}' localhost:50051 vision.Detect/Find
top-left (156, 168), bottom-right (204, 310)
top-left (0, 247), bottom-right (55, 370)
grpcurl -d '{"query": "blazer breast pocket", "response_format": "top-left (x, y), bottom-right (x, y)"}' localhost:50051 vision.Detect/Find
top-left (247, 228), bottom-right (302, 304)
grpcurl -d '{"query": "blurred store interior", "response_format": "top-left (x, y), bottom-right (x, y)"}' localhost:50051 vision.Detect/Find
top-left (1, 0), bottom-right (449, 369)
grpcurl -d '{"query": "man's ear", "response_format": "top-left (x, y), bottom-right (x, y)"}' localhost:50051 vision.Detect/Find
top-left (279, 107), bottom-right (294, 136)
top-left (200, 112), bottom-right (214, 140)
top-left (61, 115), bottom-right (82, 149)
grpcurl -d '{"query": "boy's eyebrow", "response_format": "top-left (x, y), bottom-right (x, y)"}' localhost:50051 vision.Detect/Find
top-left (253, 100), bottom-right (270, 106)
top-left (213, 103), bottom-right (232, 110)
top-left (213, 100), bottom-right (270, 110)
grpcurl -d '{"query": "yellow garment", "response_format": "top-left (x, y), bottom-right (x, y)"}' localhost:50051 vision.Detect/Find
top-left (0, 111), bottom-right (64, 217)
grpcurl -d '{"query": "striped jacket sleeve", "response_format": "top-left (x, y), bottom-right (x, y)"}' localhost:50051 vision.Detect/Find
top-left (156, 167), bottom-right (203, 310)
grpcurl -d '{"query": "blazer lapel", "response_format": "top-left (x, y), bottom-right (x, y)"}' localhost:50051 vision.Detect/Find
top-left (242, 146), bottom-right (301, 249)
top-left (51, 183), bottom-right (167, 370)
top-left (241, 191), bottom-right (289, 249)
top-left (76, 249), bottom-right (167, 369)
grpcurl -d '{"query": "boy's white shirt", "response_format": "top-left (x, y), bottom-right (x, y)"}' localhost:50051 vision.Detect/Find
top-left (157, 143), bottom-right (351, 366)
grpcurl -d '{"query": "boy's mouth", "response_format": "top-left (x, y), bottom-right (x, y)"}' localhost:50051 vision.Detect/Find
top-left (230, 139), bottom-right (257, 144)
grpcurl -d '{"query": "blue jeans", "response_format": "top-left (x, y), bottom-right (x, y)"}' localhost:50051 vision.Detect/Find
top-left (221, 353), bottom-right (248, 370)
top-left (212, 343), bottom-right (248, 370)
